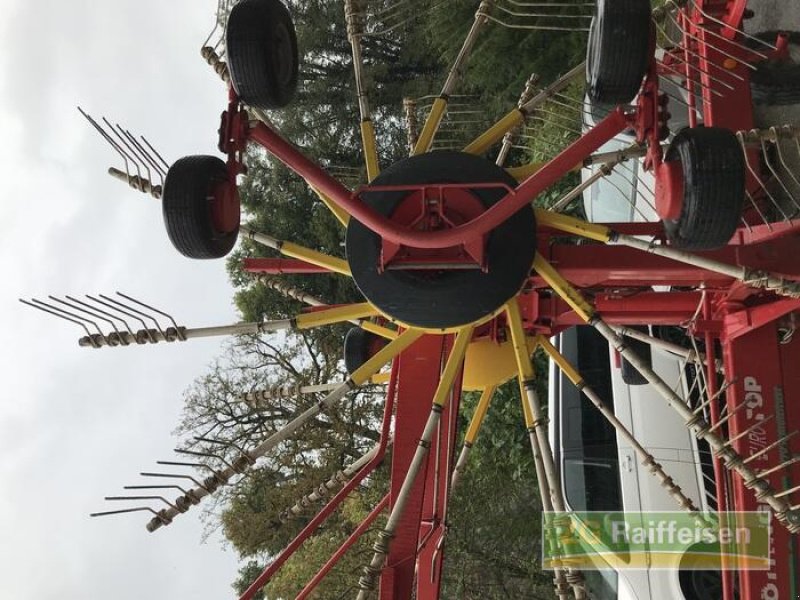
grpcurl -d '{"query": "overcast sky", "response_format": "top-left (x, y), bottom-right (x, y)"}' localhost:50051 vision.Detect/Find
top-left (0, 1), bottom-right (245, 598)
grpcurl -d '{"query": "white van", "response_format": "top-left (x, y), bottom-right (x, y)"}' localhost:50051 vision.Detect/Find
top-left (548, 326), bottom-right (721, 600)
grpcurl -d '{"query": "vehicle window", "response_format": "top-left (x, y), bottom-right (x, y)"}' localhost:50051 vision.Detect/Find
top-left (559, 327), bottom-right (624, 513)
top-left (583, 569), bottom-right (619, 600)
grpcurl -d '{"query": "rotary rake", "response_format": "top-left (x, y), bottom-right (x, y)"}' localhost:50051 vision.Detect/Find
top-left (25, 0), bottom-right (800, 598)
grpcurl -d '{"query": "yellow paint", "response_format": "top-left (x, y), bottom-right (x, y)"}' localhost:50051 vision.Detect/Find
top-left (311, 186), bottom-right (351, 227)
top-left (350, 328), bottom-right (425, 386)
top-left (462, 336), bottom-right (536, 390)
top-left (370, 372), bottom-right (391, 384)
top-left (432, 326), bottom-right (474, 407)
top-left (359, 320), bottom-right (398, 340)
top-left (533, 254), bottom-right (595, 323)
top-left (281, 241), bottom-right (352, 276)
top-left (413, 97), bottom-right (448, 155)
top-left (464, 386), bottom-right (496, 444)
top-left (463, 109), bottom-right (525, 155)
top-left (295, 302), bottom-right (378, 330)
top-left (537, 335), bottom-right (584, 386)
top-left (534, 209), bottom-right (612, 242)
top-left (504, 298), bottom-right (536, 380)
top-left (361, 120), bottom-right (380, 182)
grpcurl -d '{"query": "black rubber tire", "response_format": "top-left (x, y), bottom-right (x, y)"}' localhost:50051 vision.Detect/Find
top-left (749, 31), bottom-right (800, 106)
top-left (586, 0), bottom-right (652, 105)
top-left (346, 151), bottom-right (537, 330)
top-left (343, 327), bottom-right (384, 375)
top-left (226, 0), bottom-right (299, 110)
top-left (662, 127), bottom-right (745, 251)
top-left (620, 326), bottom-right (651, 386)
top-left (162, 155), bottom-right (238, 259)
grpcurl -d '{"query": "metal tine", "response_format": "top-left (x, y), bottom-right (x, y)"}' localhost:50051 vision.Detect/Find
top-left (774, 482), bottom-right (800, 500)
top-left (657, 58), bottom-right (727, 99)
top-left (745, 190), bottom-right (773, 231)
top-left (156, 459), bottom-right (226, 479)
top-left (105, 495), bottom-right (180, 511)
top-left (110, 122), bottom-right (153, 192)
top-left (737, 133), bottom-right (794, 222)
top-left (85, 295), bottom-right (139, 337)
top-left (19, 298), bottom-right (95, 340)
top-left (58, 295), bottom-right (129, 344)
top-left (30, 298), bottom-right (104, 338)
top-left (773, 128), bottom-right (800, 193)
top-left (175, 448), bottom-right (238, 471)
top-left (116, 292), bottom-right (182, 338)
top-left (101, 117), bottom-right (143, 183)
top-left (687, 0), bottom-right (779, 51)
top-left (655, 21), bottom-right (740, 89)
top-left (89, 506), bottom-right (170, 522)
top-left (761, 138), bottom-right (800, 213)
top-left (140, 471), bottom-right (213, 494)
top-left (77, 107), bottom-right (133, 181)
top-left (743, 431), bottom-right (800, 465)
top-left (98, 294), bottom-right (159, 343)
top-left (693, 378), bottom-right (736, 415)
top-left (124, 484), bottom-right (192, 494)
top-left (664, 6), bottom-right (769, 63)
top-left (124, 129), bottom-right (167, 187)
top-left (758, 455), bottom-right (800, 480)
top-left (494, 4), bottom-right (593, 21)
top-left (140, 135), bottom-right (170, 172)
top-left (194, 436), bottom-right (257, 465)
top-left (708, 395), bottom-right (753, 432)
top-left (724, 414), bottom-right (775, 446)
top-left (674, 18), bottom-right (758, 72)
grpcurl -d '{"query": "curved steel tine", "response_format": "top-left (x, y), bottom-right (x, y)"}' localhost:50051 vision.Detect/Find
top-left (124, 484), bottom-right (190, 494)
top-left (90, 506), bottom-right (168, 522)
top-left (175, 448), bottom-right (237, 471)
top-left (687, 0), bottom-right (778, 51)
top-left (78, 107), bottom-right (132, 180)
top-left (84, 295), bottom-right (137, 337)
top-left (116, 292), bottom-right (182, 335)
top-left (140, 135), bottom-right (170, 173)
top-left (19, 298), bottom-right (95, 339)
top-left (123, 129), bottom-right (163, 187)
top-left (156, 460), bottom-right (225, 479)
top-left (772, 127), bottom-right (800, 196)
top-left (112, 123), bottom-right (152, 192)
top-left (194, 436), bottom-right (256, 464)
top-left (30, 298), bottom-right (105, 337)
top-left (101, 117), bottom-right (142, 183)
top-left (760, 138), bottom-right (800, 213)
top-left (60, 295), bottom-right (127, 342)
top-left (140, 471), bottom-right (212, 494)
top-left (105, 495), bottom-right (179, 511)
top-left (97, 294), bottom-right (158, 342)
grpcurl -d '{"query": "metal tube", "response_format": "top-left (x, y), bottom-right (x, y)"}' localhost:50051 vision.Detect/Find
top-left (295, 494), bottom-right (390, 600)
top-left (248, 108), bottom-right (627, 249)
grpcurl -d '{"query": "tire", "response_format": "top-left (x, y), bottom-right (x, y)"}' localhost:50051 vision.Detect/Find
top-left (162, 155), bottom-right (238, 259)
top-left (586, 0), bottom-right (652, 105)
top-left (343, 327), bottom-right (385, 375)
top-left (620, 326), bottom-right (651, 386)
top-left (749, 31), bottom-right (800, 106)
top-left (226, 0), bottom-right (299, 110)
top-left (346, 151), bottom-right (537, 330)
top-left (662, 127), bottom-right (744, 251)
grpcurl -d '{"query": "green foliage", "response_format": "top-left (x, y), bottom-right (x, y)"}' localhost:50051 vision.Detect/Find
top-left (179, 0), bottom-right (599, 597)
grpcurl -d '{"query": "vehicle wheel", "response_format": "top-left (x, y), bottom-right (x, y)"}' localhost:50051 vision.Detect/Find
top-left (346, 151), bottom-right (537, 330)
top-left (679, 569), bottom-right (725, 600)
top-left (586, 0), bottom-right (652, 105)
top-left (662, 127), bottom-right (744, 251)
top-left (226, 0), bottom-right (299, 110)
top-left (162, 155), bottom-right (239, 259)
top-left (620, 326), bottom-right (651, 386)
top-left (343, 327), bottom-right (386, 375)
top-left (749, 31), bottom-right (800, 106)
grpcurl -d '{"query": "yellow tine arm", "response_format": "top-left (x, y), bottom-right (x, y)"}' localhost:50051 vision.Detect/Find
top-left (350, 328), bottom-right (425, 386)
top-left (294, 303), bottom-right (379, 330)
top-left (534, 209), bottom-right (613, 243)
top-left (463, 109), bottom-right (525, 156)
top-left (533, 254), bottom-right (595, 323)
top-left (464, 385), bottom-right (497, 444)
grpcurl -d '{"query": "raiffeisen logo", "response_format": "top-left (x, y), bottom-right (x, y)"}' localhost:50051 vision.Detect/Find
top-left (541, 511), bottom-right (771, 571)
